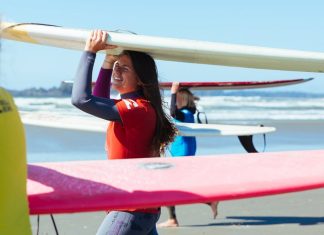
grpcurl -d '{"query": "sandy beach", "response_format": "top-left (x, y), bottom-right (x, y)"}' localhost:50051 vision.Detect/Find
top-left (26, 120), bottom-right (324, 234)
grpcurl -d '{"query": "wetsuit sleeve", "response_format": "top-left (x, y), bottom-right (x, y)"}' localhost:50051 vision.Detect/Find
top-left (71, 51), bottom-right (121, 122)
top-left (170, 93), bottom-right (185, 121)
top-left (93, 68), bottom-right (112, 98)
top-left (170, 93), bottom-right (177, 117)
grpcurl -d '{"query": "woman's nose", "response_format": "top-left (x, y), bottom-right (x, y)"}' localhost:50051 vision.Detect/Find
top-left (114, 67), bottom-right (121, 75)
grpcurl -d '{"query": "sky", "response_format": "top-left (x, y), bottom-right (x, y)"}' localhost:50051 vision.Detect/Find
top-left (1, 0), bottom-right (324, 93)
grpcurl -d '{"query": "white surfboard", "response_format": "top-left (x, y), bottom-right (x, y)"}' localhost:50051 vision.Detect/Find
top-left (21, 114), bottom-right (275, 137)
top-left (2, 22), bottom-right (324, 72)
top-left (175, 122), bottom-right (275, 136)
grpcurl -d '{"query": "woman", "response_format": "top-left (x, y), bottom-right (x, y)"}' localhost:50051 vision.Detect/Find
top-left (170, 83), bottom-right (197, 156)
top-left (72, 30), bottom-right (176, 235)
top-left (158, 82), bottom-right (219, 227)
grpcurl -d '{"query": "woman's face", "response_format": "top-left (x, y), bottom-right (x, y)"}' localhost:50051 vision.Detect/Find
top-left (111, 55), bottom-right (139, 94)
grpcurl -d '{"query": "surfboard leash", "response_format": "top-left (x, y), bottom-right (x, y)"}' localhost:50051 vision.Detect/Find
top-left (36, 215), bottom-right (39, 235)
top-left (50, 214), bottom-right (59, 235)
top-left (36, 214), bottom-right (59, 235)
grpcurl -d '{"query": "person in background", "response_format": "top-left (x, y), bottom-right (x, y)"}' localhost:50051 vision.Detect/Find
top-left (158, 82), bottom-right (219, 228)
top-left (72, 29), bottom-right (177, 235)
top-left (0, 87), bottom-right (32, 235)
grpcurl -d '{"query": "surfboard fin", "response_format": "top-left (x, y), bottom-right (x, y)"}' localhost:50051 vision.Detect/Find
top-left (238, 135), bottom-right (258, 153)
top-left (238, 131), bottom-right (267, 153)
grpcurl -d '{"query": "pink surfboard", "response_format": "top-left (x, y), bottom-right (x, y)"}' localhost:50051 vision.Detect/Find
top-left (27, 150), bottom-right (324, 215)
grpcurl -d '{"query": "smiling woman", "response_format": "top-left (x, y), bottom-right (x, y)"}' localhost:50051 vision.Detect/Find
top-left (71, 29), bottom-right (177, 235)
top-left (111, 55), bottom-right (140, 94)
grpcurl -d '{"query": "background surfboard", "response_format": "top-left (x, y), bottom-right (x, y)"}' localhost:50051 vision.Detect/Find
top-left (158, 78), bottom-right (313, 90)
top-left (63, 77), bottom-right (313, 90)
top-left (2, 22), bottom-right (324, 72)
top-left (28, 150), bottom-right (324, 214)
top-left (21, 116), bottom-right (276, 136)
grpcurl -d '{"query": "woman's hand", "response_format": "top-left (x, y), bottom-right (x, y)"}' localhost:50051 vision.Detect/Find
top-left (171, 82), bottom-right (180, 94)
top-left (102, 54), bottom-right (118, 69)
top-left (85, 30), bottom-right (117, 53)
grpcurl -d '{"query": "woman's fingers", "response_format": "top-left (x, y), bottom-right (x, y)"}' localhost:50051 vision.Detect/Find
top-left (105, 44), bottom-right (118, 50)
top-left (101, 30), bottom-right (107, 42)
top-left (85, 30), bottom-right (117, 52)
top-left (171, 82), bottom-right (180, 93)
top-left (102, 31), bottom-right (117, 50)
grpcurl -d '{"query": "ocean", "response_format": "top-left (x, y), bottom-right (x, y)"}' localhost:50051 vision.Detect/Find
top-left (14, 95), bottom-right (324, 163)
top-left (15, 95), bottom-right (324, 123)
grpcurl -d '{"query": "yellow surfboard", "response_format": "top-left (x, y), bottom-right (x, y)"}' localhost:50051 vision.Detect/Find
top-left (0, 88), bottom-right (32, 235)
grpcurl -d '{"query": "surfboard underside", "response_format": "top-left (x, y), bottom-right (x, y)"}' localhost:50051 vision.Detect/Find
top-left (2, 22), bottom-right (324, 72)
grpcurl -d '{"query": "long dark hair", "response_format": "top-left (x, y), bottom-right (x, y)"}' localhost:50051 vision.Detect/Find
top-left (121, 50), bottom-right (176, 155)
